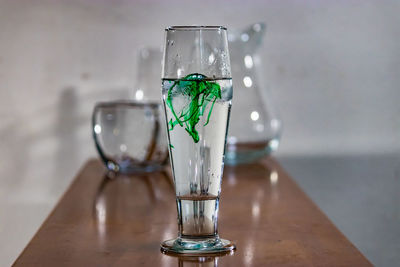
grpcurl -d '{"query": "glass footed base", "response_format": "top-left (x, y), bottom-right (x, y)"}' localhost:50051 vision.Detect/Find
top-left (160, 237), bottom-right (235, 255)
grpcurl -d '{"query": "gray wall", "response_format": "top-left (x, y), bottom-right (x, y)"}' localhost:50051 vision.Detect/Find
top-left (1, 0), bottom-right (399, 157)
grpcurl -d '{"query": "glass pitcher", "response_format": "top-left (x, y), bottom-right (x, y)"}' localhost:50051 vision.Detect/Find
top-left (132, 47), bottom-right (163, 103)
top-left (225, 22), bottom-right (282, 165)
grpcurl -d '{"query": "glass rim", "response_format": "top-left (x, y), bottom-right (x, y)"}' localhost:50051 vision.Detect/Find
top-left (165, 26), bottom-right (227, 31)
top-left (94, 100), bottom-right (160, 109)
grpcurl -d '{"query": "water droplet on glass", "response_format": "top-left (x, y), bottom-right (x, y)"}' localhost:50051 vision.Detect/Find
top-left (120, 144), bottom-right (127, 152)
top-left (243, 76), bottom-right (252, 87)
top-left (244, 55), bottom-right (253, 69)
top-left (135, 89), bottom-right (144, 100)
top-left (251, 111), bottom-right (259, 121)
top-left (253, 23), bottom-right (261, 32)
top-left (94, 124), bottom-right (102, 134)
top-left (241, 33), bottom-right (249, 42)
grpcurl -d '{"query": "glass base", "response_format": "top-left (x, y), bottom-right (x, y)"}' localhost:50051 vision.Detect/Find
top-left (104, 159), bottom-right (165, 174)
top-left (225, 138), bottom-right (280, 165)
top-left (160, 237), bottom-right (235, 255)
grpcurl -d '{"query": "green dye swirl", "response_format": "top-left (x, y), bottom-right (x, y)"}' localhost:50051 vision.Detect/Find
top-left (166, 73), bottom-right (222, 143)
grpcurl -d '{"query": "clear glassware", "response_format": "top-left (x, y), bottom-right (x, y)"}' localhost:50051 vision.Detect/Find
top-left (160, 26), bottom-right (235, 254)
top-left (133, 47), bottom-right (164, 103)
top-left (92, 101), bottom-right (168, 173)
top-left (225, 23), bottom-right (282, 165)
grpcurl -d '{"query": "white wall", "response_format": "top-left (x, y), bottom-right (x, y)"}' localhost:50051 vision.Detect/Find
top-left (1, 0), bottom-right (399, 156)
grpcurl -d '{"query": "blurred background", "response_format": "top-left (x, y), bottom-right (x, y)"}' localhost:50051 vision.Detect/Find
top-left (0, 0), bottom-right (399, 266)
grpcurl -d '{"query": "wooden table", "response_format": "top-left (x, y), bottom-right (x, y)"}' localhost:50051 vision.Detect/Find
top-left (13, 158), bottom-right (372, 266)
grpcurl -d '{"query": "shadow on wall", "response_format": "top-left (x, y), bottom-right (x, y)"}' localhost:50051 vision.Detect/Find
top-left (52, 85), bottom-right (133, 182)
top-left (54, 87), bottom-right (79, 185)
top-left (0, 122), bottom-right (30, 188)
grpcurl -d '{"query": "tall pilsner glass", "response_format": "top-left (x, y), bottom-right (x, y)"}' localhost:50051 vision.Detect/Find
top-left (160, 26), bottom-right (235, 254)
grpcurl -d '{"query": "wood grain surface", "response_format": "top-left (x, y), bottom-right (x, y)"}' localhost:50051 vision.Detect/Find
top-left (13, 158), bottom-right (372, 266)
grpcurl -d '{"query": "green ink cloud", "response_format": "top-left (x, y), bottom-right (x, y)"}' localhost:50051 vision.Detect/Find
top-left (166, 73), bottom-right (222, 143)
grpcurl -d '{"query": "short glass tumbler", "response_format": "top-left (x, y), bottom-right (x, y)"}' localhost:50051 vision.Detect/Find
top-left (92, 101), bottom-right (168, 173)
top-left (160, 26), bottom-right (235, 254)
